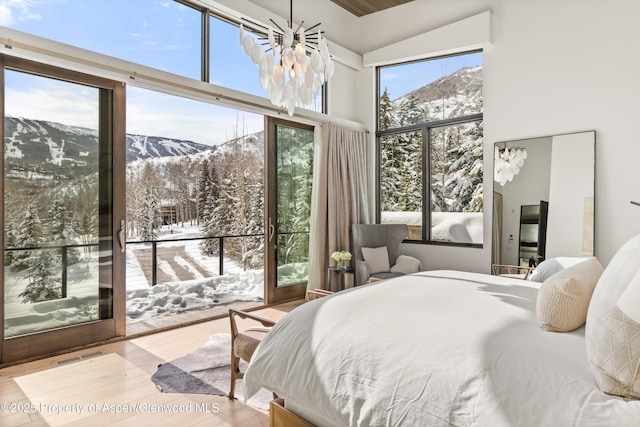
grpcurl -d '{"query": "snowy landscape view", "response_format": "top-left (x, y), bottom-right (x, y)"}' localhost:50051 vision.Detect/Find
top-left (3, 59), bottom-right (481, 337)
top-left (379, 64), bottom-right (484, 243)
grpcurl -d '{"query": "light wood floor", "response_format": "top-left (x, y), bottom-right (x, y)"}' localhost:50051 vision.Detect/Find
top-left (0, 300), bottom-right (302, 427)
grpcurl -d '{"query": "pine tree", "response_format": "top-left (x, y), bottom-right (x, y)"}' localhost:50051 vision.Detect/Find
top-left (379, 87), bottom-right (393, 131)
top-left (275, 127), bottom-right (313, 268)
top-left (444, 120), bottom-right (484, 212)
top-left (73, 181), bottom-right (98, 248)
top-left (199, 158), bottom-right (221, 255)
top-left (137, 162), bottom-right (162, 241)
top-left (12, 202), bottom-right (42, 270)
top-left (20, 248), bottom-right (61, 303)
top-left (48, 194), bottom-right (81, 264)
top-left (396, 94), bottom-right (425, 127)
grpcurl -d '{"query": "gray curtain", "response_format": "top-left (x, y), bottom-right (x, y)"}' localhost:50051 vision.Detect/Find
top-left (307, 123), bottom-right (371, 291)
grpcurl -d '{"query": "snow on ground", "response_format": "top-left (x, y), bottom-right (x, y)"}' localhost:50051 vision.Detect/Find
top-left (124, 224), bottom-right (266, 324)
top-left (4, 224), bottom-right (271, 337)
top-left (381, 211), bottom-right (483, 243)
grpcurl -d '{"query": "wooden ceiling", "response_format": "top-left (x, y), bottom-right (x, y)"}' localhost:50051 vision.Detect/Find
top-left (329, 0), bottom-right (415, 17)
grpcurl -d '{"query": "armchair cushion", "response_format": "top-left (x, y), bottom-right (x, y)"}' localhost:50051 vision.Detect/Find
top-left (361, 246), bottom-right (390, 274)
top-left (390, 255), bottom-right (422, 275)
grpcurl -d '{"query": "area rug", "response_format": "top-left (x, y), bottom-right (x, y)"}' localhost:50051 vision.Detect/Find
top-left (151, 333), bottom-right (272, 409)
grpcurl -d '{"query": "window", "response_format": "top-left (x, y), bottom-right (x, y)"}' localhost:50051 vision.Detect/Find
top-left (2, 0), bottom-right (325, 112)
top-left (377, 51), bottom-right (483, 245)
top-left (3, 0), bottom-right (202, 79)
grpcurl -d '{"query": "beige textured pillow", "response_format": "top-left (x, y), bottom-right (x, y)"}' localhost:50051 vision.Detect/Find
top-left (361, 246), bottom-right (390, 274)
top-left (536, 257), bottom-right (603, 332)
top-left (390, 255), bottom-right (422, 274)
top-left (585, 234), bottom-right (640, 399)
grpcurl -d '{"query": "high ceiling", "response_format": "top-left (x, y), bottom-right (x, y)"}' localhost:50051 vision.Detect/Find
top-left (329, 0), bottom-right (415, 17)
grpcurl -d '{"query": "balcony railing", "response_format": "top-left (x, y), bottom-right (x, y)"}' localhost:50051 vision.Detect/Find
top-left (126, 233), bottom-right (263, 286)
top-left (4, 243), bottom-right (98, 298)
top-left (4, 232), bottom-right (264, 295)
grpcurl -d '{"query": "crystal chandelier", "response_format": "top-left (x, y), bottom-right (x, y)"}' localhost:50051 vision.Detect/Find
top-left (239, 0), bottom-right (334, 116)
top-left (494, 145), bottom-right (527, 186)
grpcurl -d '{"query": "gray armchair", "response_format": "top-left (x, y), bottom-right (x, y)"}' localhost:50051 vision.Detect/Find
top-left (352, 223), bottom-right (419, 286)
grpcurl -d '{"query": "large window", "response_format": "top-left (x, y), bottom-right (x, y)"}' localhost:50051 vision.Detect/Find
top-left (2, 0), bottom-right (325, 112)
top-left (377, 51), bottom-right (483, 245)
top-left (2, 0), bottom-right (202, 79)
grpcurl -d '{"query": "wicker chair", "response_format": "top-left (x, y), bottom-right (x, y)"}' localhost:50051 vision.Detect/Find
top-left (228, 308), bottom-right (276, 400)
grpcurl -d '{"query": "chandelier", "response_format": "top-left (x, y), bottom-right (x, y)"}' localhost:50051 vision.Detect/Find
top-left (239, 0), bottom-right (334, 116)
top-left (494, 145), bottom-right (527, 186)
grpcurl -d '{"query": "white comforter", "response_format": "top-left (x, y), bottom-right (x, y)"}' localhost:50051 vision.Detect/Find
top-left (244, 270), bottom-right (640, 426)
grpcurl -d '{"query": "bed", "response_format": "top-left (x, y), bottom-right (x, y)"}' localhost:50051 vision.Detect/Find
top-left (243, 269), bottom-right (640, 426)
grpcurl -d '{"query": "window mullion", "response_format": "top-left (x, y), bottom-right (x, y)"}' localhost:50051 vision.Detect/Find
top-left (202, 9), bottom-right (210, 83)
top-left (423, 126), bottom-right (430, 242)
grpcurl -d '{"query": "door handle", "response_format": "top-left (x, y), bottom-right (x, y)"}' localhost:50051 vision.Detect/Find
top-left (268, 217), bottom-right (275, 242)
top-left (118, 219), bottom-right (126, 253)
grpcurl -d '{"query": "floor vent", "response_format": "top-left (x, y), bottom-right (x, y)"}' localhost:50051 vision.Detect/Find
top-left (56, 351), bottom-right (104, 366)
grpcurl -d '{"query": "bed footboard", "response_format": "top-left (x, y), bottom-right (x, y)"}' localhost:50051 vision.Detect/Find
top-left (270, 398), bottom-right (315, 427)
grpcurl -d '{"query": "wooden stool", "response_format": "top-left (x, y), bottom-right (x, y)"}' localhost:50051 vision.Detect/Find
top-left (228, 308), bottom-right (276, 400)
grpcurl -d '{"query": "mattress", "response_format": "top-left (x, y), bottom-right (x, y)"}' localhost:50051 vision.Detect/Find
top-left (244, 270), bottom-right (640, 426)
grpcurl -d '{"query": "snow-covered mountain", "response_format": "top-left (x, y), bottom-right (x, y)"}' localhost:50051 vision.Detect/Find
top-left (210, 131), bottom-right (263, 157)
top-left (3, 116), bottom-right (210, 166)
top-left (126, 134), bottom-right (209, 161)
top-left (392, 65), bottom-right (482, 120)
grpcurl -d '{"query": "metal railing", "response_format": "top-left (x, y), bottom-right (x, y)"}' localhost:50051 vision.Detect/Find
top-left (5, 232), bottom-right (264, 294)
top-left (126, 232), bottom-right (263, 286)
top-left (4, 243), bottom-right (98, 298)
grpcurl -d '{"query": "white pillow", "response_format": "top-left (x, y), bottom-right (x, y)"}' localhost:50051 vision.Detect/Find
top-left (390, 255), bottom-right (422, 275)
top-left (536, 256), bottom-right (603, 332)
top-left (529, 257), bottom-right (590, 283)
top-left (361, 246), bottom-right (390, 274)
top-left (585, 234), bottom-right (640, 399)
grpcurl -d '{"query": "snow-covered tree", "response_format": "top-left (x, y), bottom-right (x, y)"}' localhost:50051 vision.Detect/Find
top-left (215, 136), bottom-right (265, 270)
top-left (137, 162), bottom-right (162, 241)
top-left (199, 157), bottom-right (222, 255)
top-left (72, 181), bottom-right (98, 248)
top-left (48, 194), bottom-right (81, 264)
top-left (395, 94), bottom-right (426, 127)
top-left (444, 120), bottom-right (484, 212)
top-left (380, 132), bottom-right (422, 213)
top-left (275, 127), bottom-right (312, 268)
top-left (20, 248), bottom-right (61, 303)
top-left (379, 87), bottom-right (393, 131)
top-left (11, 202), bottom-right (42, 270)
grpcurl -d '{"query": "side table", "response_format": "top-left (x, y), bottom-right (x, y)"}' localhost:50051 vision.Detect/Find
top-left (328, 268), bottom-right (355, 292)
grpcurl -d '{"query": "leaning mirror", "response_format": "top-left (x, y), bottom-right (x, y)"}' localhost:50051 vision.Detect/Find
top-left (492, 131), bottom-right (595, 267)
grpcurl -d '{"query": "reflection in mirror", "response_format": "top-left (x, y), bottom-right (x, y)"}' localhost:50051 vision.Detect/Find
top-left (492, 131), bottom-right (595, 268)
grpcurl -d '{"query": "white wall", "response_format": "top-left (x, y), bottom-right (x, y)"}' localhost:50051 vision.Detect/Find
top-left (349, 0), bottom-right (640, 270)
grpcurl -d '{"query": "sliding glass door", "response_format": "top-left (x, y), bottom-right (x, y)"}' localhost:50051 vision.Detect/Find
top-left (1, 57), bottom-right (125, 363)
top-left (265, 118), bottom-right (314, 303)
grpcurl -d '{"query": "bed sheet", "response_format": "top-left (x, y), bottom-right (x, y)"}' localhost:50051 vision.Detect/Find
top-left (244, 270), bottom-right (640, 426)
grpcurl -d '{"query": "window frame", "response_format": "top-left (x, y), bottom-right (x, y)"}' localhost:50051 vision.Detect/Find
top-left (375, 51), bottom-right (484, 247)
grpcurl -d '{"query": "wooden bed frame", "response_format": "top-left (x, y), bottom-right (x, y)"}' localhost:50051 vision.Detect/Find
top-left (270, 398), bottom-right (315, 427)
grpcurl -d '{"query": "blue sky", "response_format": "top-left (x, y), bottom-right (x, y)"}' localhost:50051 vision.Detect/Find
top-left (1, 0), bottom-right (264, 145)
top-left (380, 51), bottom-right (483, 101)
top-left (1, 0), bottom-right (482, 144)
